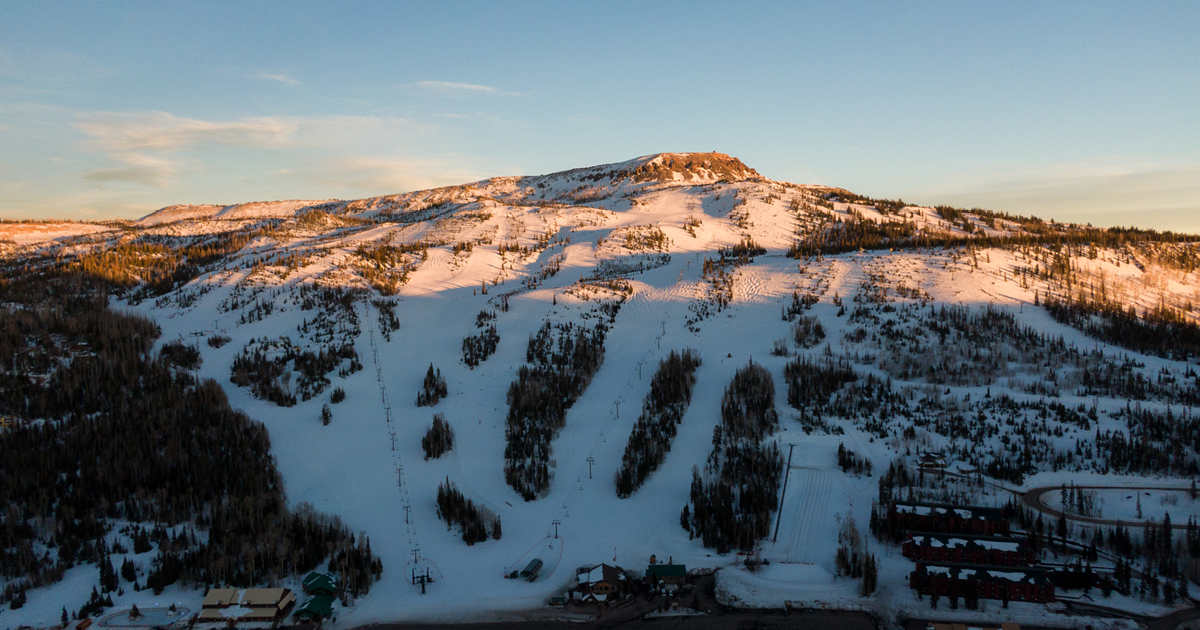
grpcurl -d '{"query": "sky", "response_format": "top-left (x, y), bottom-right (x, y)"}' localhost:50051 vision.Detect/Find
top-left (1, 1), bottom-right (1197, 231)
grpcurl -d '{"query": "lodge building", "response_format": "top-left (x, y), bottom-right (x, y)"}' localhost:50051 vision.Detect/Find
top-left (909, 562), bottom-right (1055, 604)
top-left (198, 588), bottom-right (295, 622)
top-left (902, 532), bottom-right (1034, 567)
top-left (890, 501), bottom-right (1010, 536)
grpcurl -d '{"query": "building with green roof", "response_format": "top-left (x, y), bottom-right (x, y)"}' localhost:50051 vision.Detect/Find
top-left (302, 571), bottom-right (337, 596)
top-left (645, 563), bottom-right (687, 585)
top-left (293, 593), bottom-right (335, 621)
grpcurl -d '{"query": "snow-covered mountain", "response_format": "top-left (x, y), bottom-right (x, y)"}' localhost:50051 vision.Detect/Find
top-left (4, 152), bottom-right (1200, 626)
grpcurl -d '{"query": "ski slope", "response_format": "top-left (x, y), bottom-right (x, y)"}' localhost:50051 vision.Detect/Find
top-left (4, 152), bottom-right (1200, 628)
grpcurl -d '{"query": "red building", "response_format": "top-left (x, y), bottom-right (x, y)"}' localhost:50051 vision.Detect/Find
top-left (902, 532), bottom-right (1035, 567)
top-left (909, 562), bottom-right (1055, 604)
top-left (890, 501), bottom-right (1010, 536)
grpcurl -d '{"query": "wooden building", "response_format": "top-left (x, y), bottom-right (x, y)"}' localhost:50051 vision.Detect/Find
top-left (645, 562), bottom-right (687, 586)
top-left (902, 532), bottom-right (1034, 566)
top-left (910, 563), bottom-right (1055, 604)
top-left (570, 564), bottom-right (631, 603)
top-left (891, 501), bottom-right (1010, 536)
top-left (918, 451), bottom-right (948, 470)
top-left (198, 588), bottom-right (295, 622)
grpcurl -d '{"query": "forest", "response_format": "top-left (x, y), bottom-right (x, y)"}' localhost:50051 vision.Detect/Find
top-left (229, 283), bottom-right (366, 406)
top-left (435, 479), bottom-right (501, 545)
top-left (229, 337), bottom-right (361, 406)
top-left (0, 271), bottom-right (380, 612)
top-left (684, 362), bottom-right (783, 554)
top-left (504, 314), bottom-right (614, 501)
top-left (1044, 293), bottom-right (1200, 362)
top-left (615, 349), bottom-right (702, 498)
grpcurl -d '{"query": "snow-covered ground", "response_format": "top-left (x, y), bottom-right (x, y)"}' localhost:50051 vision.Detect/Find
top-left (1045, 488), bottom-right (1200, 523)
top-left (5, 153), bottom-right (1200, 629)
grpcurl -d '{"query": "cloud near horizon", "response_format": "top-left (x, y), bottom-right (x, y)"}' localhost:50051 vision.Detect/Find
top-left (73, 111), bottom-right (427, 188)
top-left (296, 155), bottom-right (484, 195)
top-left (914, 162), bottom-right (1200, 232)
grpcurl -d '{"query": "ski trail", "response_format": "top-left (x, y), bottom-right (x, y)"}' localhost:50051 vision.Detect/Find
top-left (780, 467), bottom-right (833, 563)
top-left (363, 303), bottom-right (430, 580)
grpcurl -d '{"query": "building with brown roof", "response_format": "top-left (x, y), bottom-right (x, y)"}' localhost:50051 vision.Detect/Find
top-left (570, 563), bottom-right (631, 603)
top-left (198, 588), bottom-right (295, 622)
top-left (910, 563), bottom-right (1054, 603)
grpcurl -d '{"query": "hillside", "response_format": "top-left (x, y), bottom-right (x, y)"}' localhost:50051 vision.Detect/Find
top-left (3, 152), bottom-right (1200, 627)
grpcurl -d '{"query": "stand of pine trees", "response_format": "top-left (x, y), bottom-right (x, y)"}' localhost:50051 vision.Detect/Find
top-left (685, 362), bottom-right (783, 554)
top-left (615, 349), bottom-right (702, 498)
top-left (1044, 293), bottom-right (1200, 362)
top-left (416, 363), bottom-right (448, 406)
top-left (504, 319), bottom-right (611, 500)
top-left (784, 355), bottom-right (858, 409)
top-left (837, 443), bottom-right (873, 476)
top-left (421, 413), bottom-right (455, 460)
top-left (462, 310), bottom-right (500, 368)
top-left (834, 513), bottom-right (878, 596)
top-left (435, 479), bottom-right (501, 545)
top-left (0, 271), bottom-right (381, 605)
top-left (791, 315), bottom-right (825, 349)
top-left (230, 338), bottom-right (361, 406)
top-left (781, 290), bottom-right (819, 321)
top-left (371, 298), bottom-right (400, 341)
top-left (787, 204), bottom-right (1200, 260)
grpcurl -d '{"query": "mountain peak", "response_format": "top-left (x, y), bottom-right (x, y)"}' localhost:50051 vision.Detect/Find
top-left (552, 152), bottom-right (763, 187)
top-left (622, 152), bottom-right (763, 184)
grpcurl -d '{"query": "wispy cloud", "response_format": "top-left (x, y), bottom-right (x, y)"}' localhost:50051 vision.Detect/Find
top-left (416, 80), bottom-right (498, 94)
top-left (73, 112), bottom-right (428, 189)
top-left (76, 111), bottom-right (297, 152)
top-left (257, 72), bottom-right (300, 86)
top-left (299, 155), bottom-right (482, 194)
top-left (84, 153), bottom-right (178, 187)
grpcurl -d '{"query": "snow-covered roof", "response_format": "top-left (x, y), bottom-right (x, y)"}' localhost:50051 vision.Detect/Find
top-left (578, 563), bottom-right (627, 586)
top-left (917, 562), bottom-right (1049, 585)
top-left (908, 533), bottom-right (1026, 552)
top-left (893, 501), bottom-right (1004, 520)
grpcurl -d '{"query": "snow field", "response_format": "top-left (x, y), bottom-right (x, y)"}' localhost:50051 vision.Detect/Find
top-left (10, 154), bottom-right (1200, 627)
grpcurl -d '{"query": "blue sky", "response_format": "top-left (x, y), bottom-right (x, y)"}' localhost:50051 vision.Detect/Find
top-left (2, 1), bottom-right (1197, 230)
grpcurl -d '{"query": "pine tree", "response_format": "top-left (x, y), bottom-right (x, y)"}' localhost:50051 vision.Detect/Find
top-left (100, 555), bottom-right (118, 593)
top-left (121, 557), bottom-right (136, 583)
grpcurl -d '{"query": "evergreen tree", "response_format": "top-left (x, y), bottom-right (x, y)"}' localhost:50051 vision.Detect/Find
top-left (417, 363), bottom-right (448, 406)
